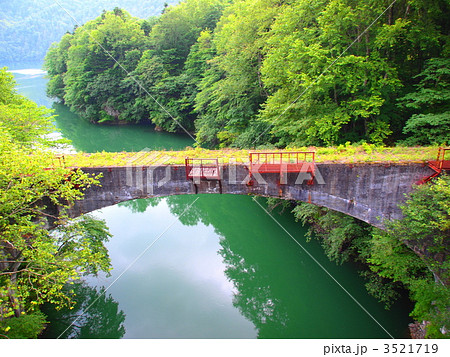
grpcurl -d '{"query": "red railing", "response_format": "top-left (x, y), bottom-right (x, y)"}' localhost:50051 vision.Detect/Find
top-left (249, 151), bottom-right (315, 173)
top-left (418, 147), bottom-right (450, 184)
top-left (185, 158), bottom-right (221, 180)
top-left (436, 147), bottom-right (450, 170)
top-left (249, 151), bottom-right (316, 185)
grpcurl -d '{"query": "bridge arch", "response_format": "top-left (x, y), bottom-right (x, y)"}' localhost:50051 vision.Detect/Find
top-left (66, 163), bottom-right (433, 229)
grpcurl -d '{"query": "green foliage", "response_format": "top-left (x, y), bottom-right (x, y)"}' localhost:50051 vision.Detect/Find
top-left (45, 2), bottom-right (227, 132)
top-left (0, 68), bottom-right (56, 148)
top-left (368, 176), bottom-right (450, 335)
top-left (57, 10), bottom-right (151, 124)
top-left (398, 58), bottom-right (450, 145)
top-left (369, 226), bottom-right (449, 338)
top-left (0, 68), bottom-right (111, 338)
top-left (389, 175), bottom-right (450, 256)
top-left (43, 0), bottom-right (448, 146)
top-left (292, 202), bottom-right (372, 264)
top-left (194, 0), bottom-right (282, 148)
top-left (0, 311), bottom-right (47, 339)
top-left (359, 270), bottom-right (402, 309)
top-left (192, 0), bottom-right (448, 147)
top-left (259, 0), bottom-right (402, 146)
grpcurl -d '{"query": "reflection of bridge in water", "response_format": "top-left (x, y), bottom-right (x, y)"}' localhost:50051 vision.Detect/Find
top-left (61, 149), bottom-right (449, 229)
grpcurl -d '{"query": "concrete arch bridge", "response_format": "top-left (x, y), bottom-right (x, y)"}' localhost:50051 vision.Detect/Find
top-left (65, 150), bottom-right (447, 229)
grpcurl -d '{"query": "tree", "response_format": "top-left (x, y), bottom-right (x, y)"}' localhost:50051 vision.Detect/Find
top-left (0, 68), bottom-right (111, 338)
top-left (45, 2), bottom-right (226, 131)
top-left (259, 0), bottom-right (402, 146)
top-left (371, 175), bottom-right (450, 286)
top-left (132, 0), bottom-right (227, 132)
top-left (194, 0), bottom-right (283, 148)
top-left (0, 69), bottom-right (56, 148)
top-left (398, 58), bottom-right (450, 145)
top-left (61, 10), bottom-right (150, 124)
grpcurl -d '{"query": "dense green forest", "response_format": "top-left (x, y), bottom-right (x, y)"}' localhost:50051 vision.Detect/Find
top-left (0, 0), bottom-right (177, 64)
top-left (45, 0), bottom-right (449, 148)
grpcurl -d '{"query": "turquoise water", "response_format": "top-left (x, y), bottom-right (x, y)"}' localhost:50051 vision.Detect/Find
top-left (6, 61), bottom-right (193, 152)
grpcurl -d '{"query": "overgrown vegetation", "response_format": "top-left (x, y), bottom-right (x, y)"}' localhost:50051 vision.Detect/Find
top-left (58, 145), bottom-right (438, 168)
top-left (0, 68), bottom-right (112, 338)
top-left (292, 175), bottom-right (450, 338)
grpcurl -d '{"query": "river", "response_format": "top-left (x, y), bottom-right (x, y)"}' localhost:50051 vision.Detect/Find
top-left (9, 62), bottom-right (413, 339)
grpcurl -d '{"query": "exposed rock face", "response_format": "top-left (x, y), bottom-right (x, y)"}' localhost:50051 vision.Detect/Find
top-left (103, 105), bottom-right (120, 119)
top-left (409, 321), bottom-right (428, 339)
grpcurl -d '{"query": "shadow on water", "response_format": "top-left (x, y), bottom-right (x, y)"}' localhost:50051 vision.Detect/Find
top-left (40, 281), bottom-right (126, 339)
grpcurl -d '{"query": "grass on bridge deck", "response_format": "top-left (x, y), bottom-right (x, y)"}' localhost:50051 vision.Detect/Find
top-left (59, 146), bottom-right (439, 168)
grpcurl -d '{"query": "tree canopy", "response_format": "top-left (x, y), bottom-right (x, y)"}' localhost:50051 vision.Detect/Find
top-left (45, 0), bottom-right (449, 147)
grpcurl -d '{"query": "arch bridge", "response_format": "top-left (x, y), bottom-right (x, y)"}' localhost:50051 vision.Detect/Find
top-left (64, 149), bottom-right (449, 229)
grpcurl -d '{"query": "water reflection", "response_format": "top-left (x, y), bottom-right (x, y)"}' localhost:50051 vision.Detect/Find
top-left (119, 196), bottom-right (162, 213)
top-left (158, 195), bottom-right (411, 338)
top-left (43, 195), bottom-right (411, 338)
top-left (220, 241), bottom-right (289, 337)
top-left (41, 282), bottom-right (126, 339)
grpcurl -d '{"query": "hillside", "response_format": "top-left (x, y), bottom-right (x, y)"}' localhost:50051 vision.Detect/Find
top-left (0, 0), bottom-right (178, 64)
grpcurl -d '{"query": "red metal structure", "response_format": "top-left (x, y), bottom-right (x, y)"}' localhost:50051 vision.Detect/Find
top-left (418, 147), bottom-right (450, 184)
top-left (185, 158), bottom-right (221, 180)
top-left (249, 151), bottom-right (316, 185)
top-left (185, 157), bottom-right (222, 194)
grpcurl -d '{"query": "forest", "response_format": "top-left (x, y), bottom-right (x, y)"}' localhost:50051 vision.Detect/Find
top-left (45, 0), bottom-right (449, 148)
top-left (0, 0), bottom-right (177, 64)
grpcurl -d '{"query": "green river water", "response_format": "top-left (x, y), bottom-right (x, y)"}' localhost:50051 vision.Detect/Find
top-left (9, 63), bottom-right (413, 339)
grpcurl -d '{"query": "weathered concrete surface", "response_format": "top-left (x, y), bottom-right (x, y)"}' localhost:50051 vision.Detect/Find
top-left (68, 163), bottom-right (434, 228)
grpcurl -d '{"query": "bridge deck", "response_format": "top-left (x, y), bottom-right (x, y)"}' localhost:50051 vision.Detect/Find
top-left (54, 147), bottom-right (441, 169)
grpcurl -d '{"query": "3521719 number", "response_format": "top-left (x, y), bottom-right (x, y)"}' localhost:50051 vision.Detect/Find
top-left (383, 344), bottom-right (438, 354)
